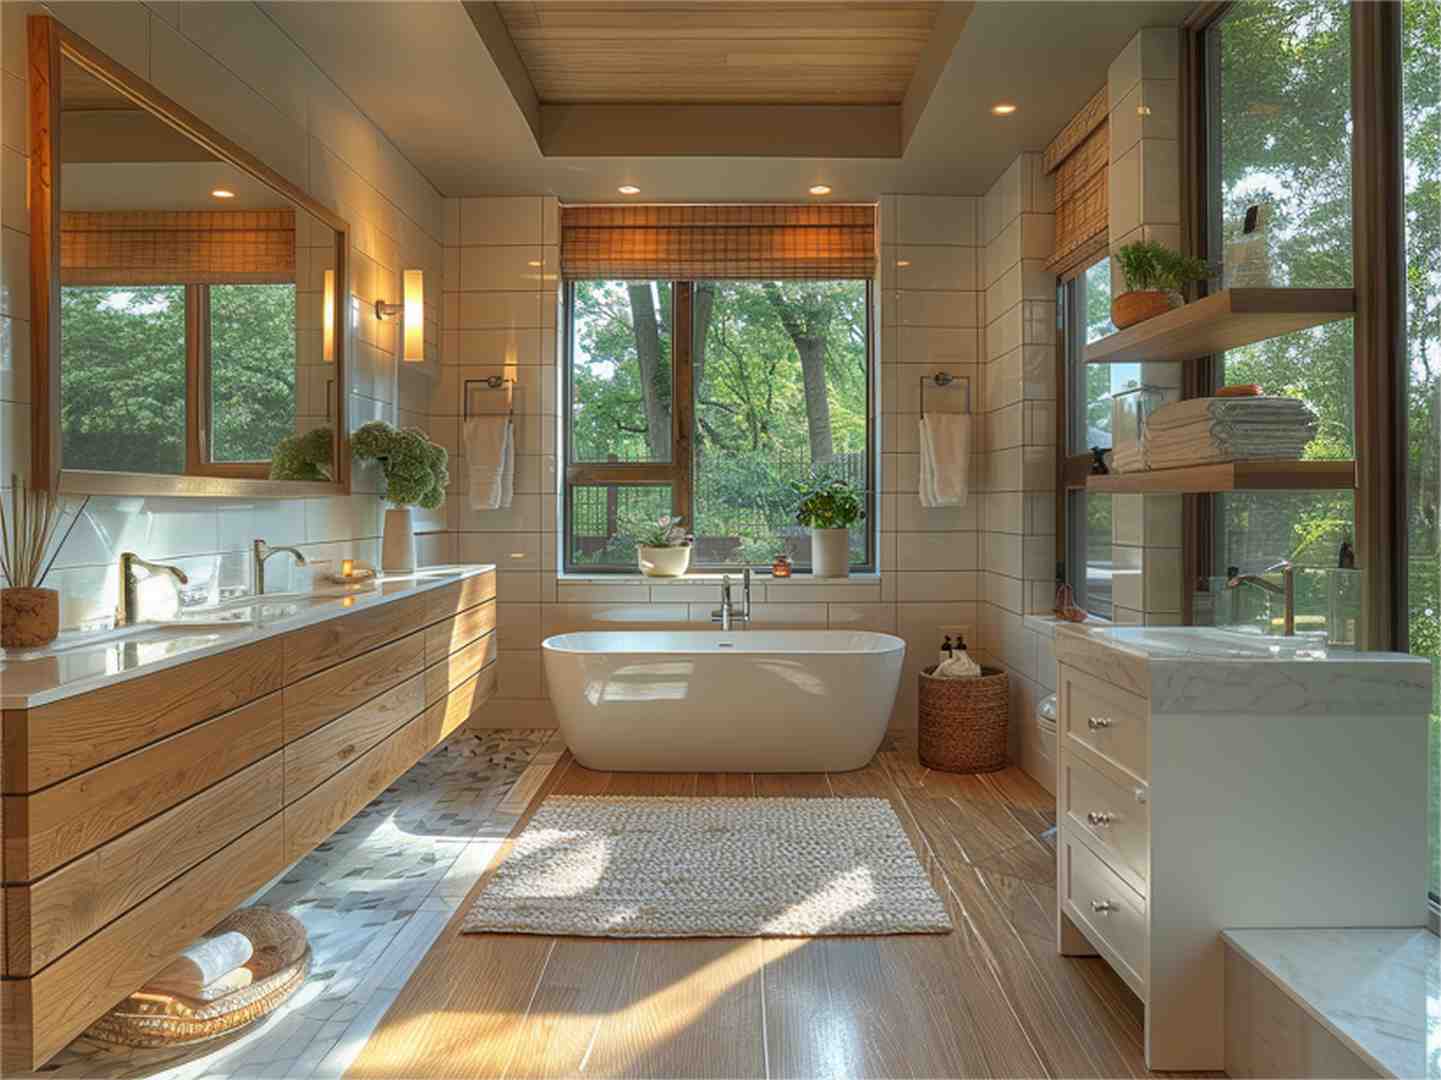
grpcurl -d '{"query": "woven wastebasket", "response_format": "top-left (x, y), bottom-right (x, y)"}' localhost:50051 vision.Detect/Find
top-left (918, 665), bottom-right (1010, 773)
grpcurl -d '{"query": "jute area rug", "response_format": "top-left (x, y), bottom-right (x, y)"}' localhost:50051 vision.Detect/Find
top-left (462, 796), bottom-right (952, 938)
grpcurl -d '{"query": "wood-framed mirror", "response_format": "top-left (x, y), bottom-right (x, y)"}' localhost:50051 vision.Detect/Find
top-left (28, 15), bottom-right (351, 497)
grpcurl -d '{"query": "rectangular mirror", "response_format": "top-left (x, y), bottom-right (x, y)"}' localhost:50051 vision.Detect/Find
top-left (29, 16), bottom-right (350, 496)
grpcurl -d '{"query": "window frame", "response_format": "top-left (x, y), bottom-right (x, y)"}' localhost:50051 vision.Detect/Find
top-left (61, 280), bottom-right (298, 481)
top-left (561, 278), bottom-right (876, 575)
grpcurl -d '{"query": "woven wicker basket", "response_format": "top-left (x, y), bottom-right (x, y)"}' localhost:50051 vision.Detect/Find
top-left (918, 665), bottom-right (1010, 773)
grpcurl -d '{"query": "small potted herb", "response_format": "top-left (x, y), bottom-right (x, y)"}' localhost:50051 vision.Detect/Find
top-left (351, 421), bottom-right (449, 573)
top-left (627, 514), bottom-right (693, 577)
top-left (1112, 240), bottom-right (1211, 328)
top-left (793, 475), bottom-right (864, 578)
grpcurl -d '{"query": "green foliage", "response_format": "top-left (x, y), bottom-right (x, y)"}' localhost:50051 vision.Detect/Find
top-left (352, 421), bottom-right (448, 510)
top-left (623, 513), bottom-right (691, 548)
top-left (792, 475), bottom-right (864, 530)
top-left (269, 427), bottom-right (333, 482)
top-left (1114, 240), bottom-right (1210, 293)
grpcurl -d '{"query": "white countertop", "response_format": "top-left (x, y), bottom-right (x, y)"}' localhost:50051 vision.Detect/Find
top-left (1222, 928), bottom-right (1438, 1079)
top-left (0, 565), bottom-right (495, 710)
top-left (1054, 624), bottom-right (1434, 715)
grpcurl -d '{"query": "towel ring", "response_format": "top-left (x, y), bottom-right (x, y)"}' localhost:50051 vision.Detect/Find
top-left (463, 375), bottom-right (516, 419)
top-left (919, 372), bottom-right (972, 419)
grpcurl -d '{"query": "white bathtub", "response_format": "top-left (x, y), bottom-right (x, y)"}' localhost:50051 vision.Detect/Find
top-left (542, 630), bottom-right (906, 772)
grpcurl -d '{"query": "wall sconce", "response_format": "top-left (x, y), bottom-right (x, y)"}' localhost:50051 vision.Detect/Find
top-left (322, 269), bottom-right (335, 363)
top-left (374, 269), bottom-right (425, 363)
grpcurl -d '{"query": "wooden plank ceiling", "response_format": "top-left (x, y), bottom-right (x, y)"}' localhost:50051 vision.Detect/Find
top-left (494, 1), bottom-right (944, 105)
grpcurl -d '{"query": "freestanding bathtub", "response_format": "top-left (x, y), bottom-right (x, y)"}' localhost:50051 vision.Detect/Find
top-left (542, 630), bottom-right (906, 772)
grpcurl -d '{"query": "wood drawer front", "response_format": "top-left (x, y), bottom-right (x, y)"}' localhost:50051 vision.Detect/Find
top-left (424, 631), bottom-right (498, 707)
top-left (1061, 665), bottom-right (1149, 782)
top-left (425, 599), bottom-right (496, 665)
top-left (283, 630), bottom-right (425, 742)
top-left (7, 815), bottom-right (285, 1069)
top-left (1063, 831), bottom-right (1148, 996)
top-left (1062, 752), bottom-right (1149, 889)
top-left (284, 673), bottom-right (425, 801)
top-left (283, 710), bottom-right (434, 865)
top-left (426, 571), bottom-right (496, 623)
top-left (4, 752), bottom-right (283, 977)
top-left (430, 664), bottom-right (499, 745)
top-left (2, 639), bottom-right (283, 793)
top-left (282, 593), bottom-right (429, 685)
top-left (3, 692), bottom-right (282, 882)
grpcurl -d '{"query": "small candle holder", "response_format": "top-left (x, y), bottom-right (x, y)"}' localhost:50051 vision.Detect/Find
top-left (340, 558), bottom-right (354, 578)
top-left (771, 553), bottom-right (793, 578)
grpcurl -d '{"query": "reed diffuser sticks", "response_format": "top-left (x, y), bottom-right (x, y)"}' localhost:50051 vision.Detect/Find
top-left (0, 475), bottom-right (67, 589)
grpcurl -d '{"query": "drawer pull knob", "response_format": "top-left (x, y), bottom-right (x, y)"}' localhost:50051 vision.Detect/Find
top-left (1087, 716), bottom-right (1114, 730)
top-left (1086, 811), bottom-right (1115, 827)
top-left (1091, 899), bottom-right (1119, 915)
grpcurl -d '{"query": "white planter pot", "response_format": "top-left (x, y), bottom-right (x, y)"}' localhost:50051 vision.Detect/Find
top-left (637, 545), bottom-right (691, 578)
top-left (382, 507), bottom-right (416, 573)
top-left (810, 527), bottom-right (851, 578)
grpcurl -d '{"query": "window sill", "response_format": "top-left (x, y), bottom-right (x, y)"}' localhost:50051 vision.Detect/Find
top-left (558, 572), bottom-right (883, 588)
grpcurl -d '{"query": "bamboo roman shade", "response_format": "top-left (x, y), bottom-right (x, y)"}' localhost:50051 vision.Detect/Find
top-left (1044, 87), bottom-right (1109, 276)
top-left (60, 209), bottom-right (296, 285)
top-left (560, 204), bottom-right (877, 280)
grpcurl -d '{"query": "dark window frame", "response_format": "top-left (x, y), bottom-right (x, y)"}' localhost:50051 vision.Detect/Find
top-left (562, 278), bottom-right (876, 575)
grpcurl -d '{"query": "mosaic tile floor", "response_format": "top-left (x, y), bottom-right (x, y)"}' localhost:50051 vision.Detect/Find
top-left (36, 729), bottom-right (564, 1080)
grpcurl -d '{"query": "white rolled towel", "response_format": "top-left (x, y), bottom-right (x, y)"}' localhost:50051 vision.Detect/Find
top-left (146, 931), bottom-right (253, 999)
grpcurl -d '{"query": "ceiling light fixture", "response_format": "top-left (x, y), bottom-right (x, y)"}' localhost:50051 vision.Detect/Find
top-left (990, 103), bottom-right (1018, 116)
top-left (895, 259), bottom-right (912, 268)
top-left (618, 185), bottom-right (641, 195)
top-left (211, 188), bottom-right (236, 198)
top-left (809, 184), bottom-right (832, 196)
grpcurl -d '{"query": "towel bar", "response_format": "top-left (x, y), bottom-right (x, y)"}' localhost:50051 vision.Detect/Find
top-left (919, 372), bottom-right (971, 418)
top-left (463, 375), bottom-right (516, 419)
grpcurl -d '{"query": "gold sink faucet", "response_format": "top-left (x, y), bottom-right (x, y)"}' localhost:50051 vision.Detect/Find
top-left (117, 552), bottom-right (189, 626)
top-left (1226, 559), bottom-right (1295, 636)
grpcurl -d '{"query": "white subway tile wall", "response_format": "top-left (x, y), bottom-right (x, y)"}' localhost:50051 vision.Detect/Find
top-left (0, 0), bottom-right (444, 628)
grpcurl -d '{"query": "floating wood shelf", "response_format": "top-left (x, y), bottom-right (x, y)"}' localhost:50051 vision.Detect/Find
top-left (1087, 460), bottom-right (1356, 494)
top-left (1085, 288), bottom-right (1356, 366)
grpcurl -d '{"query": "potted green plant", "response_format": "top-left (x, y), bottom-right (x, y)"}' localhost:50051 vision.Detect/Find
top-left (627, 513), bottom-right (693, 578)
top-left (269, 426), bottom-right (333, 482)
top-left (793, 475), bottom-right (864, 578)
top-left (351, 421), bottom-right (448, 572)
top-left (1112, 240), bottom-right (1211, 329)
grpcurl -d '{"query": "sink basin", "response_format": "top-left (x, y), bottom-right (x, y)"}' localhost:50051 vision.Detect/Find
top-left (1105, 626), bottom-right (1331, 659)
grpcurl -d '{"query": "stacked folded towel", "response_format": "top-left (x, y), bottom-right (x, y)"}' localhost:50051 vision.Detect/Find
top-left (1142, 396), bottom-right (1316, 469)
top-left (147, 932), bottom-right (255, 1004)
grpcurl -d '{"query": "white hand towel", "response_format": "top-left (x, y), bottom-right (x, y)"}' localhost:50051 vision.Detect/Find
top-left (146, 931), bottom-right (253, 999)
top-left (920, 412), bottom-right (970, 507)
top-left (499, 419), bottom-right (514, 509)
top-left (465, 416), bottom-right (512, 511)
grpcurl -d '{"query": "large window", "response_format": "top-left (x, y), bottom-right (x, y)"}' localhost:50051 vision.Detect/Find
top-left (1401, 0), bottom-right (1439, 906)
top-left (1208, 0), bottom-right (1356, 629)
top-left (61, 282), bottom-right (298, 477)
top-left (565, 279), bottom-right (873, 572)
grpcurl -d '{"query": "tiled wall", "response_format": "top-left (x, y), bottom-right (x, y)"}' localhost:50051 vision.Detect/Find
top-left (446, 194), bottom-right (983, 737)
top-left (1107, 27), bottom-right (1185, 626)
top-left (975, 153), bottom-right (1059, 781)
top-left (0, 1), bottom-right (444, 626)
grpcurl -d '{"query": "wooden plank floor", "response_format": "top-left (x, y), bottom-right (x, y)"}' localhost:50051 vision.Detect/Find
top-left (347, 751), bottom-right (1215, 1079)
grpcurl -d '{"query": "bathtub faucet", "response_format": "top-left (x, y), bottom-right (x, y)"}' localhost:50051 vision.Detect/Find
top-left (712, 568), bottom-right (752, 631)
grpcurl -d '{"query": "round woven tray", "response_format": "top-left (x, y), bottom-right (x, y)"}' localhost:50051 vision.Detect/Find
top-left (918, 665), bottom-right (1010, 773)
top-left (85, 948), bottom-right (312, 1049)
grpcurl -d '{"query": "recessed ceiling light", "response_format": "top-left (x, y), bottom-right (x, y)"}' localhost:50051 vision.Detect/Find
top-left (895, 259), bottom-right (911, 268)
top-left (211, 188), bottom-right (236, 198)
top-left (618, 184), bottom-right (641, 195)
top-left (809, 184), bottom-right (832, 196)
top-left (990, 103), bottom-right (1018, 116)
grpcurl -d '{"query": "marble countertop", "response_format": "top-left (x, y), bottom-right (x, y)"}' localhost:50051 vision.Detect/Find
top-left (1055, 624), bottom-right (1434, 714)
top-left (1222, 927), bottom-right (1438, 1079)
top-left (0, 565), bottom-right (494, 710)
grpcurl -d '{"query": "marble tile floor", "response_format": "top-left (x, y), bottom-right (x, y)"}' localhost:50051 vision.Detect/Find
top-left (33, 728), bottom-right (566, 1080)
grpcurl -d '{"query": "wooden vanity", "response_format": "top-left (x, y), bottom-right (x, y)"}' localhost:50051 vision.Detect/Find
top-left (0, 567), bottom-right (498, 1070)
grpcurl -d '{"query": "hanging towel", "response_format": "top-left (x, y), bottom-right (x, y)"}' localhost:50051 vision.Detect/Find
top-left (465, 416), bottom-right (513, 511)
top-left (919, 413), bottom-right (970, 508)
top-left (145, 932), bottom-right (253, 999)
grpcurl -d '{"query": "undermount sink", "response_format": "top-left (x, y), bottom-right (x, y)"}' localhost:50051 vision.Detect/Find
top-left (1105, 626), bottom-right (1331, 658)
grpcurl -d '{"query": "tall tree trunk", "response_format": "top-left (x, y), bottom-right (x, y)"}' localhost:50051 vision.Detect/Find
top-left (762, 283), bottom-right (834, 465)
top-left (627, 284), bottom-right (670, 459)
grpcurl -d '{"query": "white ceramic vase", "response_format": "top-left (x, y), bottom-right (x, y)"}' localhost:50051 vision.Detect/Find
top-left (637, 544), bottom-right (691, 578)
top-left (382, 507), bottom-right (416, 573)
top-left (810, 527), bottom-right (851, 578)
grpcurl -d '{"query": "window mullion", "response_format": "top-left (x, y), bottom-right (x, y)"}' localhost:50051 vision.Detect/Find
top-left (672, 281), bottom-right (694, 526)
top-left (184, 284), bottom-right (205, 474)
